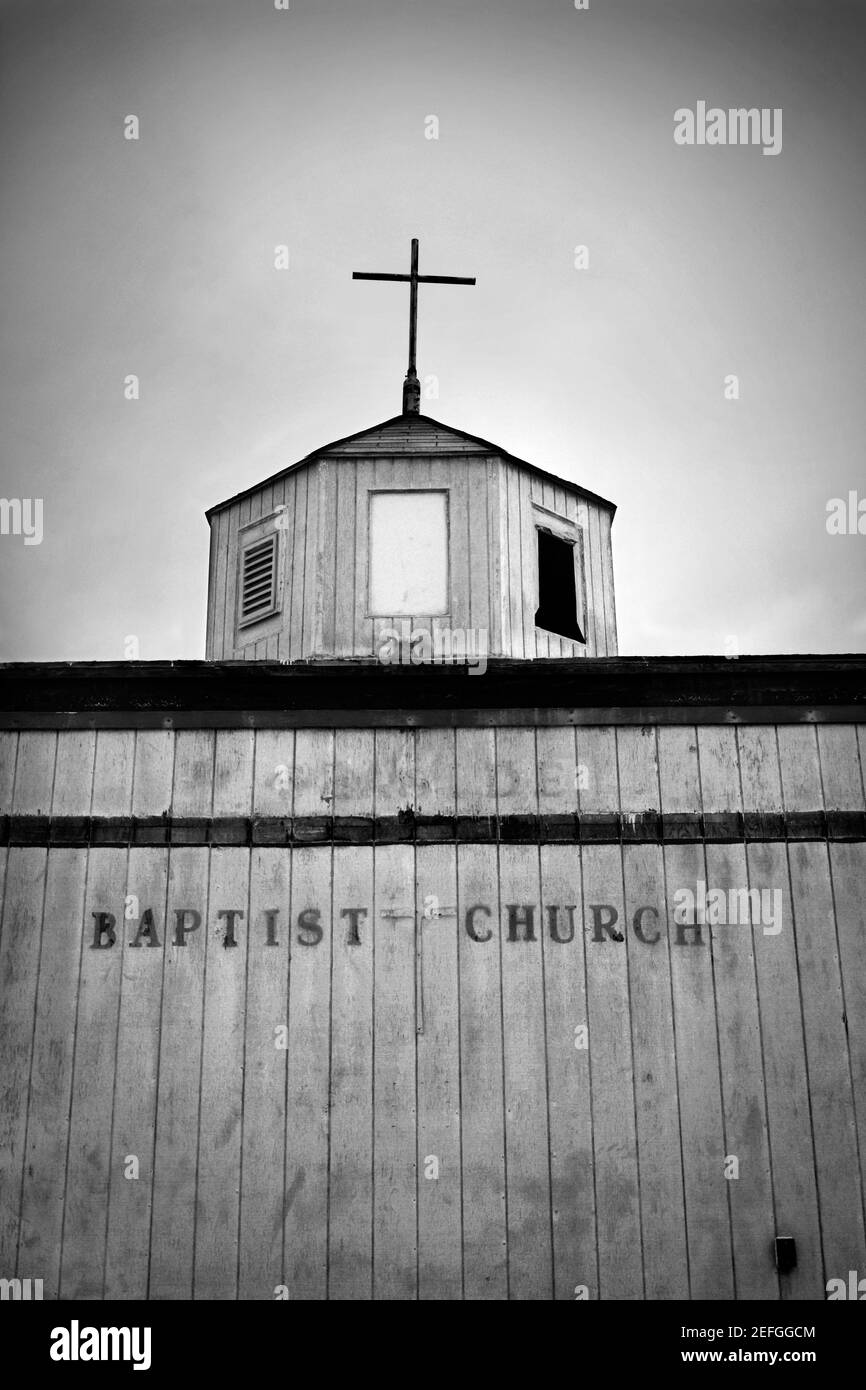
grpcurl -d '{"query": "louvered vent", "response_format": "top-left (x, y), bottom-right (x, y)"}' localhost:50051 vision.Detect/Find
top-left (240, 535), bottom-right (278, 626)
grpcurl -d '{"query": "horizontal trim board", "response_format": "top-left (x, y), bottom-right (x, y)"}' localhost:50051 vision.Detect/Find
top-left (0, 656), bottom-right (864, 729)
top-left (3, 810), bottom-right (863, 848)
top-left (1, 707), bottom-right (863, 730)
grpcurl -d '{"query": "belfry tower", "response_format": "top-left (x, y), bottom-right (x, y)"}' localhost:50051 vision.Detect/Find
top-left (205, 239), bottom-right (617, 663)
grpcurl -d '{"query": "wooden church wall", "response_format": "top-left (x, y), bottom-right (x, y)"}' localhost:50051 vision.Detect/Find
top-left (206, 456), bottom-right (616, 663)
top-left (1, 721), bottom-right (863, 1300)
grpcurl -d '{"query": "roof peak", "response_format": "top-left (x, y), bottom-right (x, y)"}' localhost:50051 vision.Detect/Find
top-left (205, 410), bottom-right (616, 520)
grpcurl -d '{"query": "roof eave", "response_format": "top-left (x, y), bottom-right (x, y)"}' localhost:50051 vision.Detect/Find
top-left (205, 411), bottom-right (617, 522)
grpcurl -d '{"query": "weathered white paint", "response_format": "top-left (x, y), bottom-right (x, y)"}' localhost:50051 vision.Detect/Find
top-left (205, 419), bottom-right (617, 661)
top-left (368, 490), bottom-right (448, 616)
top-left (1, 723), bottom-right (864, 1300)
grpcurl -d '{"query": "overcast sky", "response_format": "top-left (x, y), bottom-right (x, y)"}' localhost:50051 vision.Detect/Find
top-left (1, 0), bottom-right (864, 661)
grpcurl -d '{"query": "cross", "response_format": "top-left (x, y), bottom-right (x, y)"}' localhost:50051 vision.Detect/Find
top-left (353, 238), bottom-right (476, 414)
top-left (380, 898), bottom-right (456, 1034)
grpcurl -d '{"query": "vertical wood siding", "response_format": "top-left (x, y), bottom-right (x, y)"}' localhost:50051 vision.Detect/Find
top-left (1, 723), bottom-right (863, 1299)
top-left (205, 455), bottom-right (617, 660)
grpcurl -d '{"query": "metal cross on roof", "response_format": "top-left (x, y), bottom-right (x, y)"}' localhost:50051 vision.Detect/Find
top-left (353, 237), bottom-right (476, 415)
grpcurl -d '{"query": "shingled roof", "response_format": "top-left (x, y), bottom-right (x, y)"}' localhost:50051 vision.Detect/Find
top-left (206, 412), bottom-right (617, 520)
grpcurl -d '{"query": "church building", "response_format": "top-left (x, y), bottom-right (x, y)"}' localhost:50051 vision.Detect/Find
top-left (0, 243), bottom-right (864, 1302)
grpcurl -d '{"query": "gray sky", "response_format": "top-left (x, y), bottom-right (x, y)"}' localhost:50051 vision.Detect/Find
top-left (1, 0), bottom-right (864, 661)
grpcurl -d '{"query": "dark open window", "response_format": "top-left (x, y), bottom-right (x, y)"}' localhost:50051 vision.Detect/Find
top-left (534, 528), bottom-right (585, 643)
